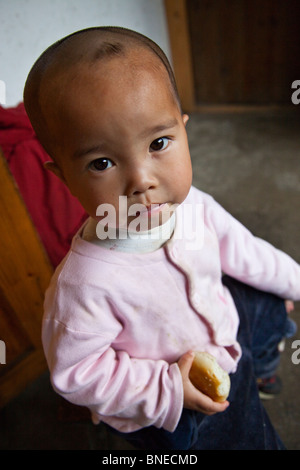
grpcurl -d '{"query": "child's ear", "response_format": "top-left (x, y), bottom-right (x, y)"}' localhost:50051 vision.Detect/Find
top-left (44, 161), bottom-right (66, 184)
top-left (182, 114), bottom-right (189, 126)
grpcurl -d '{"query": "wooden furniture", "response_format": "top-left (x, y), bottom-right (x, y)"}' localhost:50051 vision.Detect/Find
top-left (165, 0), bottom-right (300, 112)
top-left (0, 149), bottom-right (53, 408)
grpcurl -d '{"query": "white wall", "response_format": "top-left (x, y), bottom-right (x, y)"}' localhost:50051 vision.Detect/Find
top-left (0, 0), bottom-right (171, 107)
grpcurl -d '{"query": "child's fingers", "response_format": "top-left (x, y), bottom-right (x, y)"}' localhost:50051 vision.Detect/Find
top-left (183, 379), bottom-right (230, 414)
top-left (178, 351), bottom-right (230, 415)
top-left (285, 300), bottom-right (294, 314)
top-left (177, 351), bottom-right (195, 379)
top-left (192, 392), bottom-right (229, 415)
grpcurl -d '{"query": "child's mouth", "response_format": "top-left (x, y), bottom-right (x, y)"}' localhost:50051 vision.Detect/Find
top-left (138, 203), bottom-right (168, 217)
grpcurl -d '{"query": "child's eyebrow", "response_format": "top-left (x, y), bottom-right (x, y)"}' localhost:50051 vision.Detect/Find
top-left (140, 118), bottom-right (179, 139)
top-left (73, 144), bottom-right (107, 160)
top-left (73, 118), bottom-right (180, 159)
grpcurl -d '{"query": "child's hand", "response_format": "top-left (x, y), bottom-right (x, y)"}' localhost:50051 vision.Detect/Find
top-left (285, 300), bottom-right (294, 314)
top-left (178, 351), bottom-right (230, 415)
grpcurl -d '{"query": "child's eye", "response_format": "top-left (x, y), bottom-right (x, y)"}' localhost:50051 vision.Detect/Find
top-left (89, 158), bottom-right (113, 172)
top-left (149, 137), bottom-right (170, 152)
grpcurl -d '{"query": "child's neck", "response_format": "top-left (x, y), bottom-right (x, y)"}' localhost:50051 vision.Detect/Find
top-left (82, 213), bottom-right (176, 253)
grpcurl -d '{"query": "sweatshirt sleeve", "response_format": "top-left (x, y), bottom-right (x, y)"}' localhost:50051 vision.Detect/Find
top-left (205, 195), bottom-right (300, 301)
top-left (42, 281), bottom-right (183, 433)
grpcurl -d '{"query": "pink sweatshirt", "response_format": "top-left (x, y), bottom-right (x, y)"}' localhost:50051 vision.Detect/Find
top-left (42, 187), bottom-right (300, 432)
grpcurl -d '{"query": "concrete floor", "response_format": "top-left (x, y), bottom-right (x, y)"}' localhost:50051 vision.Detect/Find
top-left (187, 110), bottom-right (300, 450)
top-left (1, 111), bottom-right (299, 450)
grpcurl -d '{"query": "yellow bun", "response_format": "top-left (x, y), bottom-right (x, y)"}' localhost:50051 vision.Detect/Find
top-left (189, 351), bottom-right (230, 402)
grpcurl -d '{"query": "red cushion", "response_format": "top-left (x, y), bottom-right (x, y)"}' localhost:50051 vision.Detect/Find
top-left (0, 103), bottom-right (88, 267)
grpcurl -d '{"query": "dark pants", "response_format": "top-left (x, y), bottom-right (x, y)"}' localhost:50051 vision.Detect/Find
top-left (108, 276), bottom-right (296, 450)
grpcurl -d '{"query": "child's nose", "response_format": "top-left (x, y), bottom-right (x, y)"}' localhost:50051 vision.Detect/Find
top-left (125, 164), bottom-right (157, 197)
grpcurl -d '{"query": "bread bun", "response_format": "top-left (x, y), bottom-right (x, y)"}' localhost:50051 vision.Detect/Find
top-left (189, 351), bottom-right (230, 402)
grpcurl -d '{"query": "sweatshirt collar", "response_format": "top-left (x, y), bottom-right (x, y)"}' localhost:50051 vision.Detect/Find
top-left (81, 213), bottom-right (176, 254)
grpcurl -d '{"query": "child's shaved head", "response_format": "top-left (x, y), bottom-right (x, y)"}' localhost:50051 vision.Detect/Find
top-left (23, 27), bottom-right (180, 158)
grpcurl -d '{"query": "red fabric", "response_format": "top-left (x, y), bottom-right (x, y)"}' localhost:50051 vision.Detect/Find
top-left (0, 103), bottom-right (88, 267)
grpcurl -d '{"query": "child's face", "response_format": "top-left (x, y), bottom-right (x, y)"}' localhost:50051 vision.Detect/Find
top-left (46, 50), bottom-right (193, 229)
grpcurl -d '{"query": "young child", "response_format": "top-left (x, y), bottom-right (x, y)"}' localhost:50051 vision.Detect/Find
top-left (24, 26), bottom-right (299, 450)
